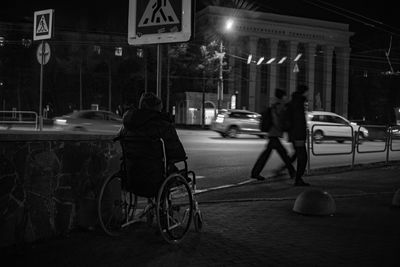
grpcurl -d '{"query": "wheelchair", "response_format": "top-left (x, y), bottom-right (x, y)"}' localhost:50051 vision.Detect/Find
top-left (97, 136), bottom-right (203, 244)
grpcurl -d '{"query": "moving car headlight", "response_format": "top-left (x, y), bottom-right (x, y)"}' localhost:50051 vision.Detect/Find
top-left (215, 115), bottom-right (224, 123)
top-left (55, 119), bottom-right (67, 125)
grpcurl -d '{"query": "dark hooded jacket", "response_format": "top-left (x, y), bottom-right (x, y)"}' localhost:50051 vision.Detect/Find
top-left (118, 108), bottom-right (186, 197)
top-left (121, 108), bottom-right (186, 161)
top-left (288, 91), bottom-right (308, 142)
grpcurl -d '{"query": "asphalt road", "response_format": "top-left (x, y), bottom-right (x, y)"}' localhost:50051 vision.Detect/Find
top-left (177, 129), bottom-right (400, 190)
top-left (2, 126), bottom-right (400, 191)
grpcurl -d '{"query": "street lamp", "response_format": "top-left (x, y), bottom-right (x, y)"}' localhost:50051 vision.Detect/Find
top-left (225, 19), bottom-right (234, 31)
top-left (217, 19), bottom-right (235, 112)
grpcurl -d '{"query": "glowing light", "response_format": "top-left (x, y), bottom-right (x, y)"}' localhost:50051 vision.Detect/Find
top-left (257, 57), bottom-right (264, 65)
top-left (266, 58), bottom-right (276, 64)
top-left (247, 54), bottom-right (252, 64)
top-left (55, 119), bottom-right (67, 125)
top-left (115, 47), bottom-right (123, 56)
top-left (278, 56), bottom-right (287, 64)
top-left (294, 53), bottom-right (302, 61)
top-left (225, 19), bottom-right (234, 31)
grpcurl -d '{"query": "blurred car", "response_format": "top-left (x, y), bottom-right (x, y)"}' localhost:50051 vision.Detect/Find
top-left (53, 110), bottom-right (122, 133)
top-left (307, 111), bottom-right (368, 143)
top-left (391, 126), bottom-right (400, 139)
top-left (210, 109), bottom-right (264, 138)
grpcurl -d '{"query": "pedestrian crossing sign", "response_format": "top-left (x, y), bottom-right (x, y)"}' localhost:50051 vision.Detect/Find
top-left (128, 0), bottom-right (192, 45)
top-left (138, 0), bottom-right (180, 27)
top-left (33, 9), bottom-right (54, 41)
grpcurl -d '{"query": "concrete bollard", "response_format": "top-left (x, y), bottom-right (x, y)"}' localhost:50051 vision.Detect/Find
top-left (392, 189), bottom-right (400, 207)
top-left (293, 189), bottom-right (336, 216)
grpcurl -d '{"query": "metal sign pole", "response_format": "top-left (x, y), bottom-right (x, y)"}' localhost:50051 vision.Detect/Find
top-left (39, 40), bottom-right (44, 131)
top-left (34, 9), bottom-right (54, 130)
top-left (156, 44), bottom-right (161, 97)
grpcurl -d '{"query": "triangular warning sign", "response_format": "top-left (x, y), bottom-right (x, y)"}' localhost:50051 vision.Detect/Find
top-left (293, 62), bottom-right (300, 73)
top-left (138, 0), bottom-right (179, 27)
top-left (36, 15), bottom-right (49, 34)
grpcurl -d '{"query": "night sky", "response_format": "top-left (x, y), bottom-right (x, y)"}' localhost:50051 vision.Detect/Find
top-left (1, 0), bottom-right (399, 52)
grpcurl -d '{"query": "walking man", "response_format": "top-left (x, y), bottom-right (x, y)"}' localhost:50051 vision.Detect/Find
top-left (287, 85), bottom-right (310, 186)
top-left (251, 88), bottom-right (296, 181)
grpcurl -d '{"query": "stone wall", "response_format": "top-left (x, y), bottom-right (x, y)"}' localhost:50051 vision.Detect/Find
top-left (0, 131), bottom-right (121, 247)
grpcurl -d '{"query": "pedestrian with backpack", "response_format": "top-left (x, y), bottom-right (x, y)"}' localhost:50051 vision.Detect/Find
top-left (286, 85), bottom-right (311, 186)
top-left (250, 88), bottom-right (296, 181)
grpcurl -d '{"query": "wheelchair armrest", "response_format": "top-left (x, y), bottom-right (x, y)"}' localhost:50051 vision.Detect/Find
top-left (168, 156), bottom-right (188, 164)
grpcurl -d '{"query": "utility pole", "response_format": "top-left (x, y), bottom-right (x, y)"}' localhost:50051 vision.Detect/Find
top-left (218, 41), bottom-right (224, 112)
top-left (202, 70), bottom-right (205, 128)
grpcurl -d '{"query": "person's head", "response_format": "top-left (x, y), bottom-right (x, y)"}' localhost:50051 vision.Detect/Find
top-left (296, 85), bottom-right (309, 96)
top-left (139, 92), bottom-right (163, 112)
top-left (275, 88), bottom-right (287, 100)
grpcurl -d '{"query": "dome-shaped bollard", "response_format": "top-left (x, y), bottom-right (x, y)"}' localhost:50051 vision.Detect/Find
top-left (392, 189), bottom-right (400, 207)
top-left (293, 189), bottom-right (336, 216)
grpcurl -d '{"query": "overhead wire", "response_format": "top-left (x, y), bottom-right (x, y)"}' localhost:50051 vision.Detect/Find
top-left (3, 2), bottom-right (399, 76)
top-left (5, 36), bottom-right (399, 72)
top-left (304, 0), bottom-right (400, 36)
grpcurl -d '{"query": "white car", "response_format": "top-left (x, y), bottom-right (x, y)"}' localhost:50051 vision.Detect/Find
top-left (391, 126), bottom-right (400, 139)
top-left (210, 109), bottom-right (264, 138)
top-left (307, 111), bottom-right (368, 143)
top-left (53, 110), bottom-right (122, 133)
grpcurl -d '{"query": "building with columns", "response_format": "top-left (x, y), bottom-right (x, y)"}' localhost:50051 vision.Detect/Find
top-left (196, 6), bottom-right (353, 117)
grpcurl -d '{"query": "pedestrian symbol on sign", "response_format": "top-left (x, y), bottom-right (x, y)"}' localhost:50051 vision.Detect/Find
top-left (36, 15), bottom-right (49, 34)
top-left (128, 0), bottom-right (192, 45)
top-left (138, 0), bottom-right (179, 27)
top-left (33, 9), bottom-right (54, 41)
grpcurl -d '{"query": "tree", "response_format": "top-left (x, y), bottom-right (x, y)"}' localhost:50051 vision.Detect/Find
top-left (165, 43), bottom-right (190, 112)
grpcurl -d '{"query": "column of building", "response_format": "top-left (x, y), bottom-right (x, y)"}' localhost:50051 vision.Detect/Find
top-left (254, 41), bottom-right (262, 111)
top-left (238, 38), bottom-right (345, 115)
top-left (322, 45), bottom-right (334, 112)
top-left (268, 39), bottom-right (279, 107)
top-left (248, 36), bottom-right (259, 111)
top-left (305, 43), bottom-right (316, 111)
top-left (335, 46), bottom-right (351, 117)
top-left (288, 40), bottom-right (299, 96)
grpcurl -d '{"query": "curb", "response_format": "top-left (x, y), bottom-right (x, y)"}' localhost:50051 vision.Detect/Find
top-left (197, 190), bottom-right (395, 206)
top-left (194, 161), bottom-right (400, 196)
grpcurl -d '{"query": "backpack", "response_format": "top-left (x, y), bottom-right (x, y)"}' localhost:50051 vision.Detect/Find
top-left (260, 107), bottom-right (273, 132)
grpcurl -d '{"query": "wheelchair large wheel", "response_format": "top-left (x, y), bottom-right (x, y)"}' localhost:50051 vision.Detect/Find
top-left (98, 173), bottom-right (137, 236)
top-left (156, 173), bottom-right (193, 244)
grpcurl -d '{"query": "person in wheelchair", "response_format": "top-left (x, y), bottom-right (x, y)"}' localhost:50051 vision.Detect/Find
top-left (118, 92), bottom-right (187, 197)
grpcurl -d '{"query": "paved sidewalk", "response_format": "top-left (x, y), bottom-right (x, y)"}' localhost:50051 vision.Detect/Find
top-left (4, 163), bottom-right (400, 267)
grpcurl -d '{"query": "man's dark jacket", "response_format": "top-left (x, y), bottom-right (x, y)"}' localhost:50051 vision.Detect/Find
top-left (119, 108), bottom-right (186, 197)
top-left (288, 91), bottom-right (308, 142)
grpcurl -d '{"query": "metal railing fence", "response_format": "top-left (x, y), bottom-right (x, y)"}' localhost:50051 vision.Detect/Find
top-left (0, 110), bottom-right (39, 129)
top-left (306, 125), bottom-right (400, 174)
